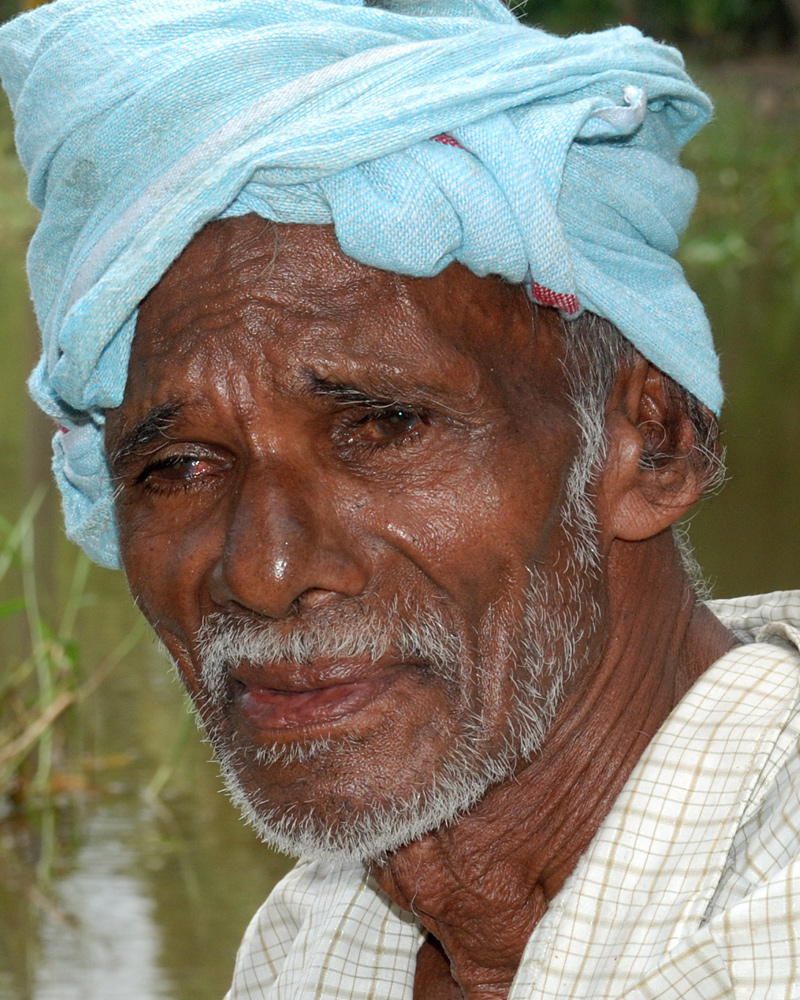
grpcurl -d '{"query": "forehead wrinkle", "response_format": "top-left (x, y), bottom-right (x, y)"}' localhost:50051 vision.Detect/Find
top-left (173, 233), bottom-right (396, 325)
top-left (137, 281), bottom-right (393, 380)
top-left (142, 293), bottom-right (484, 409)
top-left (134, 232), bottom-right (515, 429)
top-left (252, 261), bottom-right (390, 307)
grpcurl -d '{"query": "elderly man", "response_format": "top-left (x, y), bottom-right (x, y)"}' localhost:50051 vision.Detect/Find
top-left (2, 0), bottom-right (799, 997)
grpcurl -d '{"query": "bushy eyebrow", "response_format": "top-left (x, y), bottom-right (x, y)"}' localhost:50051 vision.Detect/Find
top-left (109, 401), bottom-right (183, 470)
top-left (110, 378), bottom-right (412, 473)
top-left (306, 373), bottom-right (407, 408)
top-left (305, 371), bottom-right (459, 413)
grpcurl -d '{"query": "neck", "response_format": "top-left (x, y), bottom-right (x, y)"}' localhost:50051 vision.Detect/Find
top-left (369, 531), bottom-right (737, 1000)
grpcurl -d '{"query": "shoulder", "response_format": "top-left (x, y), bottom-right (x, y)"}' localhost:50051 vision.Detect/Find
top-left (645, 598), bottom-right (800, 998)
top-left (706, 589), bottom-right (800, 650)
top-left (706, 629), bottom-right (800, 917)
top-left (571, 613), bottom-right (800, 1000)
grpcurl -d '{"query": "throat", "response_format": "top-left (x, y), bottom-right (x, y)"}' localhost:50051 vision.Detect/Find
top-left (414, 936), bottom-right (511, 1000)
top-left (382, 543), bottom-right (740, 1000)
top-left (414, 937), bottom-right (463, 1000)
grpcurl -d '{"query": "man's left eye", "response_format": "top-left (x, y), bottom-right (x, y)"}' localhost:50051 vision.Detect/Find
top-left (351, 407), bottom-right (423, 445)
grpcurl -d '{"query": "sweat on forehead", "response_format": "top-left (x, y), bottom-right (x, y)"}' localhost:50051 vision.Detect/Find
top-left (144, 218), bottom-right (412, 330)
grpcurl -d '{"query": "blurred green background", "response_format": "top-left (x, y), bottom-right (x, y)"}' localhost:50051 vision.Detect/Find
top-left (522, 0), bottom-right (798, 51)
top-left (0, 2), bottom-right (798, 999)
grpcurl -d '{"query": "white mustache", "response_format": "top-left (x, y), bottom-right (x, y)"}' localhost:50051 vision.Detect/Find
top-left (195, 602), bottom-right (464, 704)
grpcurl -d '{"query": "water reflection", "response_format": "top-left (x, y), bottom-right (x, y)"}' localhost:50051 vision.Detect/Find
top-left (0, 635), bottom-right (293, 1000)
top-left (33, 812), bottom-right (169, 1000)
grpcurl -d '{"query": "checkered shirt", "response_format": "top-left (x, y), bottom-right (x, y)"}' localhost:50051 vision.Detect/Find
top-left (226, 591), bottom-right (800, 1000)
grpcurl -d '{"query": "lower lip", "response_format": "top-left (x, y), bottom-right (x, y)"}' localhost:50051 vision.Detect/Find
top-left (234, 674), bottom-right (399, 733)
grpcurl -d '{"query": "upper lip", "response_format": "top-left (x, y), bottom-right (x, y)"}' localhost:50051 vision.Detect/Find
top-left (228, 655), bottom-right (406, 693)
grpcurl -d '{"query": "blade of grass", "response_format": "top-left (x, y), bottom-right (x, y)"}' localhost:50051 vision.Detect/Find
top-left (0, 487), bottom-right (46, 586)
top-left (19, 519), bottom-right (53, 796)
top-left (58, 550), bottom-right (92, 639)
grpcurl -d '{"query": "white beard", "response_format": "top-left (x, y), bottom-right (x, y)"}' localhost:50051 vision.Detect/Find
top-left (180, 465), bottom-right (602, 865)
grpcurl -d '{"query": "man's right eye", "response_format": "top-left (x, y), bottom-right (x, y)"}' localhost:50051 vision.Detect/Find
top-left (137, 454), bottom-right (221, 490)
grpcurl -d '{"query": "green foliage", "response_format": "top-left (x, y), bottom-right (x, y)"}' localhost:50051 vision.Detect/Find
top-left (0, 493), bottom-right (145, 809)
top-left (643, 0), bottom-right (792, 46)
top-left (1, 0), bottom-right (798, 49)
top-left (0, 93), bottom-right (37, 246)
top-left (514, 0), bottom-right (620, 35)
top-left (680, 61), bottom-right (800, 304)
top-left (0, 0), bottom-right (18, 24)
top-left (516, 0), bottom-right (796, 51)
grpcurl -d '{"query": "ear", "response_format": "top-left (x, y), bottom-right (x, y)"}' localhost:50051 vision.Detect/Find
top-left (598, 358), bottom-right (706, 543)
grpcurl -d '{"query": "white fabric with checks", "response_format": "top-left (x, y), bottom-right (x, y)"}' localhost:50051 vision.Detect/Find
top-left (226, 591), bottom-right (800, 999)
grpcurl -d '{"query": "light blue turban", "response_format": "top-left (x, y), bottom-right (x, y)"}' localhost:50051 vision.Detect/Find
top-left (0, 0), bottom-right (718, 569)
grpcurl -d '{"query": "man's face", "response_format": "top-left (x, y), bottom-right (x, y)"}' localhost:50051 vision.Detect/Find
top-left (107, 217), bottom-right (603, 862)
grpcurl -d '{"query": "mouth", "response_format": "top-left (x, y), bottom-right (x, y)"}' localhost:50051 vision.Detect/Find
top-left (228, 658), bottom-right (407, 735)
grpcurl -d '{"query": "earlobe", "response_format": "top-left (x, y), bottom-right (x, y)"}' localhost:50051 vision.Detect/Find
top-left (600, 363), bottom-right (706, 543)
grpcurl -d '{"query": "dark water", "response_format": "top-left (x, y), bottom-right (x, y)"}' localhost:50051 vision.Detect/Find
top-left (0, 59), bottom-right (798, 1000)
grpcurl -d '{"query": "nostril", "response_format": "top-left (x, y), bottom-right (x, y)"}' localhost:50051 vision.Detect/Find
top-left (298, 587), bottom-right (344, 610)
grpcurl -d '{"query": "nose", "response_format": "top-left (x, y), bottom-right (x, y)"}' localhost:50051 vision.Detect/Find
top-left (208, 462), bottom-right (371, 617)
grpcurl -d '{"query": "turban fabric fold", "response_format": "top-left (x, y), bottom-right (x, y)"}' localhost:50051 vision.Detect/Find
top-left (0, 0), bottom-right (717, 568)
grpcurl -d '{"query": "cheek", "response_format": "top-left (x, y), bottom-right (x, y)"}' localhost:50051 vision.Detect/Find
top-left (118, 503), bottom-right (221, 648)
top-left (372, 436), bottom-right (572, 616)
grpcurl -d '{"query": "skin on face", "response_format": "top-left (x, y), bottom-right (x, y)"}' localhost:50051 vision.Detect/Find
top-left (107, 216), bottom-right (595, 847)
